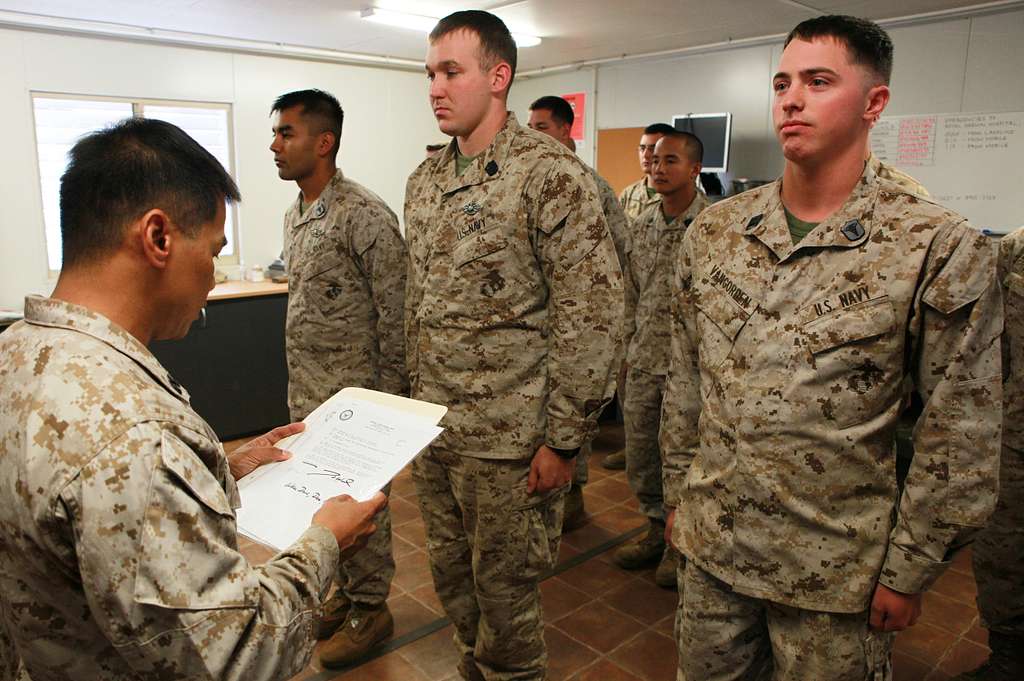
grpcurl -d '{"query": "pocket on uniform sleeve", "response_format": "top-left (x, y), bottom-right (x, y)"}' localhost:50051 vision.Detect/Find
top-left (133, 431), bottom-right (257, 611)
top-left (935, 372), bottom-right (1002, 527)
top-left (921, 229), bottom-right (991, 315)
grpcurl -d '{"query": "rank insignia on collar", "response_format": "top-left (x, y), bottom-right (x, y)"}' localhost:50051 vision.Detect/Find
top-left (745, 214), bottom-right (763, 231)
top-left (462, 201), bottom-right (483, 216)
top-left (485, 160), bottom-right (498, 176)
top-left (841, 219), bottom-right (866, 241)
top-left (313, 202), bottom-right (327, 219)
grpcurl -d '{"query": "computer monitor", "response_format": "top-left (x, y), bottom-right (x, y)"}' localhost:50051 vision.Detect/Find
top-left (672, 113), bottom-right (732, 173)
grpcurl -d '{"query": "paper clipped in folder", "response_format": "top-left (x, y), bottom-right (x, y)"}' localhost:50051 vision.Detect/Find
top-left (235, 388), bottom-right (446, 550)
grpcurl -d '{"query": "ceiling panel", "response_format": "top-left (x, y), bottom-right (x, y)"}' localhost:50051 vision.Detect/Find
top-left (0, 0), bottom-right (1004, 71)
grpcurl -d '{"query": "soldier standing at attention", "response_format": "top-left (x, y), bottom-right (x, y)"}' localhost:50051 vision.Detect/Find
top-left (660, 15), bottom-right (1002, 680)
top-left (618, 123), bottom-right (676, 224)
top-left (527, 94), bottom-right (630, 532)
top-left (404, 10), bottom-right (624, 680)
top-left (270, 88), bottom-right (408, 668)
top-left (612, 130), bottom-right (708, 589)
top-left (603, 121), bottom-right (678, 472)
top-left (953, 226), bottom-right (1024, 681)
top-left (0, 118), bottom-right (385, 680)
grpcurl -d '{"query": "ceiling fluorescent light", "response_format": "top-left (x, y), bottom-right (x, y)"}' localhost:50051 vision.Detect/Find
top-left (360, 7), bottom-right (541, 47)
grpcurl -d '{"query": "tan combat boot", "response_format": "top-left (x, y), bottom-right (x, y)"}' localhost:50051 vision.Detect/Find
top-left (319, 604), bottom-right (394, 668)
top-left (654, 546), bottom-right (679, 589)
top-left (601, 449), bottom-right (626, 470)
top-left (315, 591), bottom-right (351, 640)
top-left (562, 484), bottom-right (588, 531)
top-left (613, 519), bottom-right (666, 569)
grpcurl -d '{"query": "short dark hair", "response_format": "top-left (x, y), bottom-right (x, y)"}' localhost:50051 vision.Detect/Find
top-left (529, 96), bottom-right (574, 127)
top-left (271, 89), bottom-right (345, 157)
top-left (660, 130), bottom-right (704, 164)
top-left (643, 123), bottom-right (676, 136)
top-left (785, 15), bottom-right (893, 84)
top-left (59, 117), bottom-right (240, 268)
top-left (430, 10), bottom-right (517, 87)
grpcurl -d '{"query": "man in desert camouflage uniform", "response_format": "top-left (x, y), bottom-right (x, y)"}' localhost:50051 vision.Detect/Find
top-left (406, 11), bottom-right (623, 680)
top-left (953, 226), bottom-right (1024, 681)
top-left (618, 122), bottom-right (678, 224)
top-left (0, 118), bottom-right (384, 681)
top-left (271, 88), bottom-right (407, 667)
top-left (527, 94), bottom-right (631, 531)
top-left (661, 16), bottom-right (1002, 680)
top-left (602, 121), bottom-right (681, 472)
top-left (612, 130), bottom-right (708, 590)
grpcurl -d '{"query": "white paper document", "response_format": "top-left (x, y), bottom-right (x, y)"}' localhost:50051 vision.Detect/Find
top-left (235, 388), bottom-right (445, 551)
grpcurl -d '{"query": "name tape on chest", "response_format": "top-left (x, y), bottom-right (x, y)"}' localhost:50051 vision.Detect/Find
top-left (709, 264), bottom-right (754, 311)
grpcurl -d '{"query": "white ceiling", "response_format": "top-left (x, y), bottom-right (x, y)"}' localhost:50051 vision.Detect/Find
top-left (0, 0), bottom-right (1012, 72)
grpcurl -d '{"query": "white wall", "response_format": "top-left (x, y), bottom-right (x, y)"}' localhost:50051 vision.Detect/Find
top-left (4, 7), bottom-right (1024, 309)
top-left (0, 28), bottom-right (440, 310)
top-left (508, 67), bottom-right (597, 167)
top-left (516, 7), bottom-right (1024, 189)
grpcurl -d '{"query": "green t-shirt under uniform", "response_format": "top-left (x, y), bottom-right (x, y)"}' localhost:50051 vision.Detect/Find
top-left (455, 150), bottom-right (478, 177)
top-left (784, 206), bottom-right (819, 245)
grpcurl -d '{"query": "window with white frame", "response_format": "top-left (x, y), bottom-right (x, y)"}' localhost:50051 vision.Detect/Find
top-left (31, 94), bottom-right (239, 272)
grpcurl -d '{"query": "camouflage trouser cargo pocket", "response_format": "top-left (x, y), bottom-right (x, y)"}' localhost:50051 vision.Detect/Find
top-left (519, 487), bottom-right (566, 581)
top-left (862, 632), bottom-right (895, 681)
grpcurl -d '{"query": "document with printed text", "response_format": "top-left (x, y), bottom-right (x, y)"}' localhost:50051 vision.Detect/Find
top-left (236, 388), bottom-right (446, 550)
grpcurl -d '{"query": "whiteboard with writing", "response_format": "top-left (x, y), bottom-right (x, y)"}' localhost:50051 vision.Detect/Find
top-left (870, 111), bottom-right (1022, 234)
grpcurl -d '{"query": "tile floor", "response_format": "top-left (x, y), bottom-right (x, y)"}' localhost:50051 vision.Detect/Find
top-left (229, 424), bottom-right (991, 681)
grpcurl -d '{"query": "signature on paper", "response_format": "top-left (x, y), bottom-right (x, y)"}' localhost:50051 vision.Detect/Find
top-left (301, 461), bottom-right (354, 487)
top-left (284, 482), bottom-right (322, 501)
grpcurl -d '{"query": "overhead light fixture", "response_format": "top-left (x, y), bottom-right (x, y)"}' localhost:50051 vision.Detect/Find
top-left (360, 7), bottom-right (541, 47)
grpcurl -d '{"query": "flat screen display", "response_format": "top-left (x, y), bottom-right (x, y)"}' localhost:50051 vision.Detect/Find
top-left (672, 113), bottom-right (732, 173)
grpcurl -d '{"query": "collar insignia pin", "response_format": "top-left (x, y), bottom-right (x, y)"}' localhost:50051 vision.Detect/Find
top-left (841, 219), bottom-right (866, 241)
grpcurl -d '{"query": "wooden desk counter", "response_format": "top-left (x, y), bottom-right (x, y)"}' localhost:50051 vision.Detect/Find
top-left (208, 281), bottom-right (288, 301)
top-left (151, 280), bottom-right (290, 440)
